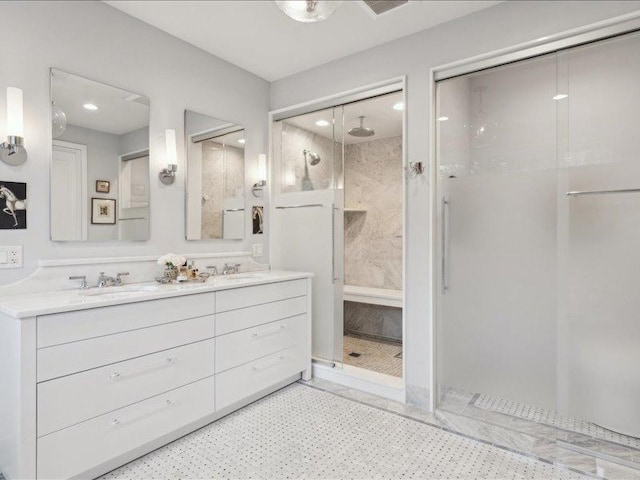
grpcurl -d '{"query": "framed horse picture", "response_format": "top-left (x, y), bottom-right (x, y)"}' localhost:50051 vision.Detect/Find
top-left (0, 181), bottom-right (27, 229)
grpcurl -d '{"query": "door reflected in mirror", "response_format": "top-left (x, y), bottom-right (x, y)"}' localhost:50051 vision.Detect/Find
top-left (50, 69), bottom-right (150, 242)
top-left (185, 110), bottom-right (245, 240)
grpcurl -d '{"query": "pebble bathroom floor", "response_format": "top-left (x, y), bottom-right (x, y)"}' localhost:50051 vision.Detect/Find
top-left (95, 379), bottom-right (631, 480)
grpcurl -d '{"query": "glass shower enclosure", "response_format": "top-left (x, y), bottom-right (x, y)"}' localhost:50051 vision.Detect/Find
top-left (436, 29), bottom-right (640, 443)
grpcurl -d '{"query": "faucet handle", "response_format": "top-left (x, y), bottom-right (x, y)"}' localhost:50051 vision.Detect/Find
top-left (117, 272), bottom-right (130, 278)
top-left (69, 275), bottom-right (88, 289)
top-left (115, 272), bottom-right (129, 286)
top-left (206, 266), bottom-right (218, 275)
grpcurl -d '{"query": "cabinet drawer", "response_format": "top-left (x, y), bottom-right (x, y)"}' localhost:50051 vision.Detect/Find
top-left (215, 343), bottom-right (306, 410)
top-left (216, 296), bottom-right (307, 336)
top-left (38, 339), bottom-right (215, 437)
top-left (37, 292), bottom-right (215, 348)
top-left (37, 315), bottom-right (215, 382)
top-left (216, 279), bottom-right (306, 313)
top-left (37, 376), bottom-right (215, 480)
top-left (216, 315), bottom-right (306, 373)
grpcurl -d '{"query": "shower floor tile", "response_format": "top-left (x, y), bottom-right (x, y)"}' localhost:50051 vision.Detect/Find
top-left (100, 382), bottom-right (584, 480)
top-left (473, 393), bottom-right (640, 450)
top-left (342, 334), bottom-right (402, 377)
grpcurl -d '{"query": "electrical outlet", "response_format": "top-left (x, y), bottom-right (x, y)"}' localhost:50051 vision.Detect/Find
top-left (0, 246), bottom-right (23, 269)
top-left (252, 243), bottom-right (263, 257)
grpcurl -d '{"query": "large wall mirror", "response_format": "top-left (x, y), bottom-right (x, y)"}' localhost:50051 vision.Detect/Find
top-left (50, 69), bottom-right (150, 241)
top-left (185, 110), bottom-right (245, 240)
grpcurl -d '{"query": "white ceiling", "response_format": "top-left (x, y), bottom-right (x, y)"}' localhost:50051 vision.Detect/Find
top-left (51, 69), bottom-right (149, 136)
top-left (105, 0), bottom-right (501, 81)
top-left (286, 90), bottom-right (403, 144)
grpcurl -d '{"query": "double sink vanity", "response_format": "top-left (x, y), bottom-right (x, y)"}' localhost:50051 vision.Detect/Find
top-left (0, 266), bottom-right (312, 480)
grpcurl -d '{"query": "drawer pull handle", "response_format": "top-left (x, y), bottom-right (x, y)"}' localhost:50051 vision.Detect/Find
top-left (109, 356), bottom-right (178, 381)
top-left (250, 356), bottom-right (286, 373)
top-left (109, 398), bottom-right (174, 428)
top-left (250, 325), bottom-right (286, 339)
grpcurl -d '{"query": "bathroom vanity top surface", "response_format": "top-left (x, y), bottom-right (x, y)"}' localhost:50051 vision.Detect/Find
top-left (0, 270), bottom-right (312, 318)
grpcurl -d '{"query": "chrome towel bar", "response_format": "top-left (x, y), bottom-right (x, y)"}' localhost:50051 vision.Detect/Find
top-left (566, 188), bottom-right (640, 197)
top-left (275, 204), bottom-right (323, 209)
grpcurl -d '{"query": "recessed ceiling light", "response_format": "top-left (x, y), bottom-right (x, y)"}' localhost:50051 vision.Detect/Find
top-left (437, 116), bottom-right (449, 122)
top-left (83, 103), bottom-right (98, 111)
top-left (553, 94), bottom-right (568, 100)
top-left (315, 120), bottom-right (330, 127)
top-left (237, 138), bottom-right (245, 144)
top-left (393, 102), bottom-right (404, 111)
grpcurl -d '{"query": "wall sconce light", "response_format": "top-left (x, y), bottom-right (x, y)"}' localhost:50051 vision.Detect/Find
top-left (252, 153), bottom-right (267, 197)
top-left (1, 87), bottom-right (27, 166)
top-left (159, 128), bottom-right (178, 185)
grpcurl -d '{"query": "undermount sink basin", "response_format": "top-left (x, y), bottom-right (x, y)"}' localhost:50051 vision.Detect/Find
top-left (78, 285), bottom-right (161, 297)
top-left (219, 273), bottom-right (268, 280)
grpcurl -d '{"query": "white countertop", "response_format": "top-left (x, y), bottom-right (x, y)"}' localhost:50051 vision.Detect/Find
top-left (0, 270), bottom-right (312, 319)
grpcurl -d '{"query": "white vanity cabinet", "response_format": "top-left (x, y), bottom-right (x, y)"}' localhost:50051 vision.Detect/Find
top-left (0, 273), bottom-right (312, 480)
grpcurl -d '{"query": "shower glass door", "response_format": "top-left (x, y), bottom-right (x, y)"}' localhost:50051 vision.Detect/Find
top-left (271, 106), bottom-right (345, 366)
top-left (436, 28), bottom-right (640, 443)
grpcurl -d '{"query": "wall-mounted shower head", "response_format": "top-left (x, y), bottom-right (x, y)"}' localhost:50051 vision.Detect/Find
top-left (348, 115), bottom-right (375, 137)
top-left (303, 149), bottom-right (321, 165)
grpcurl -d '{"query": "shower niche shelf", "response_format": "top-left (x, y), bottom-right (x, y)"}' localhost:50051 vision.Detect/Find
top-left (344, 208), bottom-right (367, 213)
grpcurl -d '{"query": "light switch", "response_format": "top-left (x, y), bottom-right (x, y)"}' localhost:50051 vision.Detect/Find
top-left (0, 251), bottom-right (7, 264)
top-left (252, 243), bottom-right (263, 257)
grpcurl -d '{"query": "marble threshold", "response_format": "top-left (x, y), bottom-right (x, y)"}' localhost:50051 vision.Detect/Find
top-left (303, 378), bottom-right (640, 480)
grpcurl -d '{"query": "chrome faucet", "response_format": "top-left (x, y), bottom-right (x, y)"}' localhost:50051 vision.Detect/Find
top-left (206, 265), bottom-right (219, 276)
top-left (96, 272), bottom-right (117, 288)
top-left (222, 263), bottom-right (241, 275)
top-left (114, 272), bottom-right (129, 286)
top-left (69, 275), bottom-right (88, 289)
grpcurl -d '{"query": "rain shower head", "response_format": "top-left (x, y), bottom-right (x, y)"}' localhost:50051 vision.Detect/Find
top-left (348, 116), bottom-right (375, 137)
top-left (303, 149), bottom-right (321, 165)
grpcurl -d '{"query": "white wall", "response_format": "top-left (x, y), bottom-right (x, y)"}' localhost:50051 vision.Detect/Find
top-left (270, 0), bottom-right (640, 407)
top-left (0, 0), bottom-right (269, 285)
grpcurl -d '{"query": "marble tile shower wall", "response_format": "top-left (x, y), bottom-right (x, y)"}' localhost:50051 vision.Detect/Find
top-left (201, 141), bottom-right (244, 239)
top-left (281, 122), bottom-right (337, 193)
top-left (345, 136), bottom-right (403, 291)
top-left (345, 302), bottom-right (403, 342)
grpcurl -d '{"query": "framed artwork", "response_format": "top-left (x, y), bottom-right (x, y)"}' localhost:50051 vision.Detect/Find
top-left (0, 181), bottom-right (27, 229)
top-left (91, 198), bottom-right (116, 225)
top-left (96, 180), bottom-right (110, 193)
top-left (252, 206), bottom-right (264, 234)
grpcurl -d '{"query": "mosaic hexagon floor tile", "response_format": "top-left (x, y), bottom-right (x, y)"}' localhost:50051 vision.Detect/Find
top-left (100, 383), bottom-right (586, 480)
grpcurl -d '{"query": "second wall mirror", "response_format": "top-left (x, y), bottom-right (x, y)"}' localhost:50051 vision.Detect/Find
top-left (185, 110), bottom-right (245, 240)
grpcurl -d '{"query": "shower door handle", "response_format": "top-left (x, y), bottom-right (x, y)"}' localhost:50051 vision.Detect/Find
top-left (331, 203), bottom-right (338, 283)
top-left (441, 195), bottom-right (449, 294)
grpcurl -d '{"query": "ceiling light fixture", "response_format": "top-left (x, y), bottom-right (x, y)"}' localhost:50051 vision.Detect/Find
top-left (238, 138), bottom-right (246, 144)
top-left (315, 120), bottom-right (330, 127)
top-left (393, 102), bottom-right (404, 111)
top-left (275, 0), bottom-right (342, 23)
top-left (437, 116), bottom-right (449, 122)
top-left (83, 103), bottom-right (98, 111)
top-left (553, 94), bottom-right (568, 100)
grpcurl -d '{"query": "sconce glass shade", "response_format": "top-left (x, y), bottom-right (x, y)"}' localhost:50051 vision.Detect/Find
top-left (258, 154), bottom-right (267, 181)
top-left (159, 129), bottom-right (178, 185)
top-left (275, 0), bottom-right (342, 23)
top-left (253, 153), bottom-right (268, 197)
top-left (1, 87), bottom-right (27, 166)
top-left (165, 129), bottom-right (177, 165)
top-left (51, 102), bottom-right (67, 139)
top-left (7, 87), bottom-right (24, 138)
